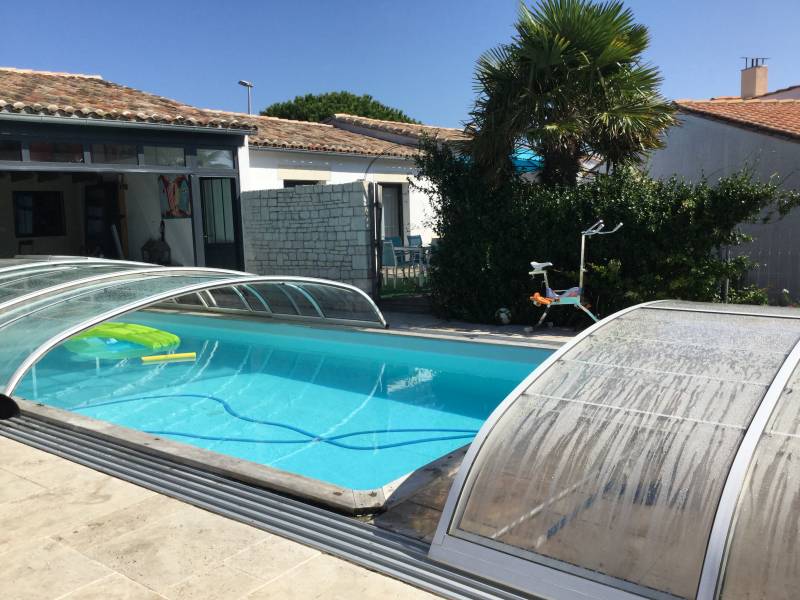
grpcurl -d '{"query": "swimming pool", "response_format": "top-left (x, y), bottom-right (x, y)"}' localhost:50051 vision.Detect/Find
top-left (16, 311), bottom-right (551, 491)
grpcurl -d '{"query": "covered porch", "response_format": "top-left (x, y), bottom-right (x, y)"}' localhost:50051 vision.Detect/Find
top-left (0, 118), bottom-right (248, 270)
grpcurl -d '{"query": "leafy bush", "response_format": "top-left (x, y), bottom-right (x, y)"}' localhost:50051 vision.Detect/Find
top-left (415, 141), bottom-right (800, 324)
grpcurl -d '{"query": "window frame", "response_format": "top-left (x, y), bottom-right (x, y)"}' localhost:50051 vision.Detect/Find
top-left (141, 144), bottom-right (186, 168)
top-left (196, 147), bottom-right (235, 170)
top-left (90, 142), bottom-right (138, 165)
top-left (13, 190), bottom-right (67, 238)
top-left (28, 141), bottom-right (85, 163)
top-left (0, 140), bottom-right (22, 161)
top-left (282, 179), bottom-right (321, 188)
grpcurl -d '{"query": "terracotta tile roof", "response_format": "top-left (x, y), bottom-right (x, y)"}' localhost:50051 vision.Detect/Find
top-left (201, 110), bottom-right (419, 158)
top-left (330, 113), bottom-right (470, 142)
top-left (0, 67), bottom-right (457, 156)
top-left (675, 98), bottom-right (800, 140)
top-left (0, 67), bottom-right (254, 131)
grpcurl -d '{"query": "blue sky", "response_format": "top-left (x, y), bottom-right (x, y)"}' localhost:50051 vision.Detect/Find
top-left (1, 0), bottom-right (797, 127)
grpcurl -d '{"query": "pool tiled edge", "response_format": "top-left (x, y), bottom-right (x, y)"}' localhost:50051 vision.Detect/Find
top-left (13, 397), bottom-right (468, 515)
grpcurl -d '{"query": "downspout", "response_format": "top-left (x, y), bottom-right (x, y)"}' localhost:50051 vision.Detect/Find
top-left (366, 181), bottom-right (380, 300)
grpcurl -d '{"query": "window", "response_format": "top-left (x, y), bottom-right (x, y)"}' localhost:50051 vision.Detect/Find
top-left (91, 143), bottom-right (137, 165)
top-left (283, 180), bottom-right (320, 188)
top-left (380, 183), bottom-right (403, 240)
top-left (143, 145), bottom-right (185, 167)
top-left (0, 140), bottom-right (21, 161)
top-left (29, 142), bottom-right (84, 163)
top-left (13, 191), bottom-right (66, 237)
top-left (197, 148), bottom-right (234, 169)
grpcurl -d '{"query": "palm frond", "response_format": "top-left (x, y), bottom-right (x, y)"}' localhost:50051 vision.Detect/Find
top-left (469, 0), bottom-right (674, 185)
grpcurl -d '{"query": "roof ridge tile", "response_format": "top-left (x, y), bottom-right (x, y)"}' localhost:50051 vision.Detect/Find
top-left (0, 66), bottom-right (103, 79)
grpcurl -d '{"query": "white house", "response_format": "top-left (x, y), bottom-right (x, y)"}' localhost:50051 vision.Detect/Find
top-left (0, 67), bottom-right (463, 277)
top-left (647, 62), bottom-right (800, 297)
top-left (212, 112), bottom-right (466, 245)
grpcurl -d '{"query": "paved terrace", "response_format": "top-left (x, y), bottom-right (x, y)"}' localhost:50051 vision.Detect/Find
top-left (0, 315), bottom-right (572, 599)
top-left (382, 311), bottom-right (572, 347)
top-left (0, 435), bottom-right (437, 600)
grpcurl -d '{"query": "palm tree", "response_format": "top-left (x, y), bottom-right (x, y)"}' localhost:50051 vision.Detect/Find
top-left (469, 0), bottom-right (675, 186)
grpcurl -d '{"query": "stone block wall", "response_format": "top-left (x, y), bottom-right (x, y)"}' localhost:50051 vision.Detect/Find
top-left (241, 181), bottom-right (375, 294)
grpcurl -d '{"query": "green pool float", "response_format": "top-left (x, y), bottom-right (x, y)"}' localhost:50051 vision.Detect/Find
top-left (64, 322), bottom-right (180, 361)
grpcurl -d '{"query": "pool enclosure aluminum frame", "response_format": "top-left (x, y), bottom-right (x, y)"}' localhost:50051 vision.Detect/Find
top-left (5, 257), bottom-right (531, 514)
top-left (429, 300), bottom-right (800, 600)
top-left (0, 259), bottom-right (387, 397)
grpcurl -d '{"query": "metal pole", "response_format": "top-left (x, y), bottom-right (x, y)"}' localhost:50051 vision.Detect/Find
top-left (238, 81), bottom-right (254, 115)
top-left (579, 233), bottom-right (587, 291)
top-left (723, 246), bottom-right (730, 303)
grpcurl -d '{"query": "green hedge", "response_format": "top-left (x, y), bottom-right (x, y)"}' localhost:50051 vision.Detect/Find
top-left (415, 141), bottom-right (800, 324)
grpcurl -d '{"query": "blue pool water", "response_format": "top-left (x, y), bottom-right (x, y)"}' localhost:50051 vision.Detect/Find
top-left (17, 312), bottom-right (551, 489)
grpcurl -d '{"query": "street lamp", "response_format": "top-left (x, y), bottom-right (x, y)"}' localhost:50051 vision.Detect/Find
top-left (238, 80), bottom-right (254, 115)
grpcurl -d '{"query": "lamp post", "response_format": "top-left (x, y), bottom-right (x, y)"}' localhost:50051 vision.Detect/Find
top-left (238, 80), bottom-right (254, 115)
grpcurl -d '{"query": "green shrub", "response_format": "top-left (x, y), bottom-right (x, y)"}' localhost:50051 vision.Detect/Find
top-left (415, 141), bottom-right (800, 324)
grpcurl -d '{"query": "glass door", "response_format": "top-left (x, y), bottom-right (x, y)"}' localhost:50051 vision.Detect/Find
top-left (199, 177), bottom-right (241, 270)
top-left (380, 183), bottom-right (403, 244)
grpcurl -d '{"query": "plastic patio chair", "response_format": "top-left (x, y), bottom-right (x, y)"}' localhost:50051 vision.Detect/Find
top-left (407, 234), bottom-right (422, 259)
top-left (386, 236), bottom-right (414, 278)
top-left (406, 234), bottom-right (425, 276)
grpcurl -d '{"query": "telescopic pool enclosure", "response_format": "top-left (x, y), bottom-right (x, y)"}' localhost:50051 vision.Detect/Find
top-left (0, 257), bottom-right (386, 397)
top-left (3, 258), bottom-right (800, 600)
top-left (431, 300), bottom-right (800, 600)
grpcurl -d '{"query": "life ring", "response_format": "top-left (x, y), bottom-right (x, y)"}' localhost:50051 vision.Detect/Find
top-left (64, 322), bottom-right (180, 361)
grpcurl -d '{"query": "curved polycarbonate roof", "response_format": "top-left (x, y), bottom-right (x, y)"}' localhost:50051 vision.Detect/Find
top-left (0, 258), bottom-right (386, 397)
top-left (430, 300), bottom-right (800, 600)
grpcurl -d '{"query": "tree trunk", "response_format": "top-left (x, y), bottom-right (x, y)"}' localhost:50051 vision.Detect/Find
top-left (540, 144), bottom-right (581, 186)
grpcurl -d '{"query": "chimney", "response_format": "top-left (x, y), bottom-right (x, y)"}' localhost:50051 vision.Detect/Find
top-left (741, 57), bottom-right (769, 99)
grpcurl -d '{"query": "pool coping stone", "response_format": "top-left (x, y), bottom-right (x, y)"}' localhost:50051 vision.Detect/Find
top-left (13, 397), bottom-right (472, 515)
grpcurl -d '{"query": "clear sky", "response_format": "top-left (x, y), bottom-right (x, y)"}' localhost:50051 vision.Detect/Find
top-left (1, 0), bottom-right (797, 127)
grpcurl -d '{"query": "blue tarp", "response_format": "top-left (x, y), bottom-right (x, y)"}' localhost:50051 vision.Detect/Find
top-left (512, 148), bottom-right (543, 173)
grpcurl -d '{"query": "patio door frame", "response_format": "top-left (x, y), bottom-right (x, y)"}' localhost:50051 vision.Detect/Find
top-left (378, 182), bottom-right (404, 243)
top-left (191, 174), bottom-right (244, 271)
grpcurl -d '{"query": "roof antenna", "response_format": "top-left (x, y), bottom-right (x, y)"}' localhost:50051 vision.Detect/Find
top-left (741, 57), bottom-right (769, 69)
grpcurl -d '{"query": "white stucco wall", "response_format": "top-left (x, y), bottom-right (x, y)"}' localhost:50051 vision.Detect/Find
top-left (647, 113), bottom-right (800, 296)
top-left (239, 148), bottom-right (436, 244)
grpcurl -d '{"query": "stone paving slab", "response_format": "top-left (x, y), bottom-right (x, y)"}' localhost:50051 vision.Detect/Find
top-left (0, 436), bottom-right (438, 600)
top-left (381, 310), bottom-right (573, 347)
